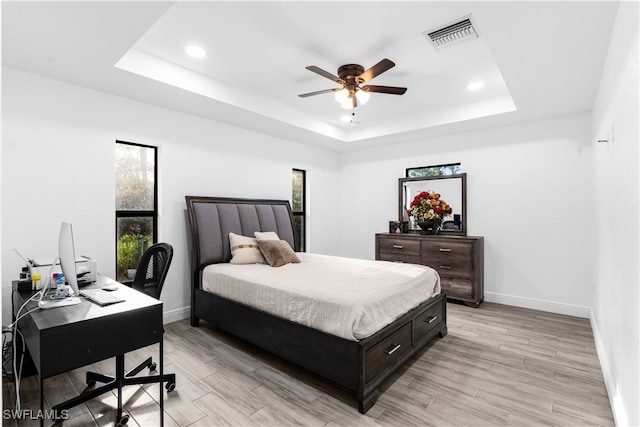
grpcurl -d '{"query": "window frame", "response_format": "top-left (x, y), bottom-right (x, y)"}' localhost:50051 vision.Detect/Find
top-left (292, 168), bottom-right (306, 252)
top-left (406, 162), bottom-right (461, 177)
top-left (115, 140), bottom-right (158, 280)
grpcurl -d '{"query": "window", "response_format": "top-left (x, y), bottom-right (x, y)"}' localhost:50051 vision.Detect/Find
top-left (292, 169), bottom-right (306, 251)
top-left (406, 163), bottom-right (461, 177)
top-left (115, 141), bottom-right (157, 282)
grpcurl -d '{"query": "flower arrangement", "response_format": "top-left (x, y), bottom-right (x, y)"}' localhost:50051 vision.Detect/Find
top-left (408, 191), bottom-right (453, 233)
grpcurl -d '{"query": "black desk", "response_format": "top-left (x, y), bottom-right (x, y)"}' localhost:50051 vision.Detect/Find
top-left (12, 275), bottom-right (164, 426)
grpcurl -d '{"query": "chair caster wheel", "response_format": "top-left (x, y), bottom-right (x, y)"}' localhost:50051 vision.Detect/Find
top-left (166, 382), bottom-right (175, 392)
top-left (87, 380), bottom-right (96, 387)
top-left (117, 414), bottom-right (129, 425)
top-left (149, 362), bottom-right (157, 371)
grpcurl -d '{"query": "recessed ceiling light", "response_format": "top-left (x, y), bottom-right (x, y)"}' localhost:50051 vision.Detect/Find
top-left (185, 45), bottom-right (206, 59)
top-left (466, 81), bottom-right (484, 91)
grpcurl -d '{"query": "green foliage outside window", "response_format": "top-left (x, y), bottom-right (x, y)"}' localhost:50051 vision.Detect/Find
top-left (116, 233), bottom-right (152, 281)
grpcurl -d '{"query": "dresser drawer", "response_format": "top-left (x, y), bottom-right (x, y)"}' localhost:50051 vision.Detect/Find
top-left (378, 252), bottom-right (422, 265)
top-left (422, 241), bottom-right (473, 260)
top-left (412, 301), bottom-right (444, 345)
top-left (375, 234), bottom-right (483, 307)
top-left (428, 258), bottom-right (473, 278)
top-left (365, 323), bottom-right (411, 381)
top-left (378, 238), bottom-right (421, 256)
top-left (441, 276), bottom-right (473, 298)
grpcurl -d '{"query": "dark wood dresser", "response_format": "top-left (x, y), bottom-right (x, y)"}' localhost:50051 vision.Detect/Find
top-left (376, 233), bottom-right (484, 307)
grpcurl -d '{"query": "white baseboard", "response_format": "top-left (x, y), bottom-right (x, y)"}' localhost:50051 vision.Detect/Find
top-left (163, 306), bottom-right (190, 324)
top-left (590, 309), bottom-right (628, 427)
top-left (484, 291), bottom-right (591, 318)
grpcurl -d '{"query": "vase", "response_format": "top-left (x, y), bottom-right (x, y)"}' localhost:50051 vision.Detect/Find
top-left (417, 220), bottom-right (441, 235)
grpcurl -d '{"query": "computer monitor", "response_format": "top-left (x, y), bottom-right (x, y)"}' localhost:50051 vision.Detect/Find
top-left (38, 222), bottom-right (81, 309)
top-left (58, 222), bottom-right (80, 296)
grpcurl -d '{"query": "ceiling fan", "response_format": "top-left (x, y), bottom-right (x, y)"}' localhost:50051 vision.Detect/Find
top-left (298, 58), bottom-right (407, 109)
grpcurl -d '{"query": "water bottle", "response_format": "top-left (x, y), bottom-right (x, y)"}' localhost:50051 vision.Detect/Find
top-left (55, 272), bottom-right (68, 298)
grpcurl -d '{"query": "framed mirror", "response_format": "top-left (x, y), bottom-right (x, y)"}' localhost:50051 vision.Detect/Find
top-left (398, 173), bottom-right (467, 235)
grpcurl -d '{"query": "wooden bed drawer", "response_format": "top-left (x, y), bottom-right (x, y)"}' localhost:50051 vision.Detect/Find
top-left (366, 323), bottom-right (411, 381)
top-left (422, 241), bottom-right (473, 259)
top-left (377, 237), bottom-right (421, 256)
top-left (412, 302), bottom-right (444, 345)
top-left (377, 252), bottom-right (422, 265)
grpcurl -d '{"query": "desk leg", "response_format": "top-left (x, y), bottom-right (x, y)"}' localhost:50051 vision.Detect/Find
top-left (116, 355), bottom-right (124, 423)
top-left (39, 375), bottom-right (44, 427)
top-left (159, 337), bottom-right (164, 426)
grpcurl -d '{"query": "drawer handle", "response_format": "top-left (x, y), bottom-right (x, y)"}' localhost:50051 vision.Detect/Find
top-left (439, 248), bottom-right (452, 252)
top-left (393, 245), bottom-right (404, 249)
top-left (425, 316), bottom-right (438, 324)
top-left (439, 265), bottom-right (452, 270)
top-left (386, 344), bottom-right (401, 355)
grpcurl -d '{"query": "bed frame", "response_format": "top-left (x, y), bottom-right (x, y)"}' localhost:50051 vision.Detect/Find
top-left (185, 196), bottom-right (447, 413)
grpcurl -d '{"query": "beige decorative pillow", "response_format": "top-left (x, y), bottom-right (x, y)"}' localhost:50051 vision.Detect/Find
top-left (229, 232), bottom-right (265, 264)
top-left (257, 240), bottom-right (300, 267)
top-left (254, 231), bottom-right (280, 241)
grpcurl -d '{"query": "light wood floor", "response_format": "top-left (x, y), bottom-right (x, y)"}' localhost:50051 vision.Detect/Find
top-left (3, 302), bottom-right (614, 426)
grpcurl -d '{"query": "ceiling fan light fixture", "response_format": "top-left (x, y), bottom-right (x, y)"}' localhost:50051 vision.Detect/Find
top-left (341, 99), bottom-right (355, 110)
top-left (355, 89), bottom-right (370, 106)
top-left (334, 88), bottom-right (349, 104)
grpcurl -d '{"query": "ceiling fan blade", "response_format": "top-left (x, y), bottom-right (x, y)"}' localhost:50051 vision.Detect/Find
top-left (298, 88), bottom-right (340, 98)
top-left (359, 59), bottom-right (395, 82)
top-left (305, 66), bottom-right (344, 84)
top-left (361, 85), bottom-right (407, 95)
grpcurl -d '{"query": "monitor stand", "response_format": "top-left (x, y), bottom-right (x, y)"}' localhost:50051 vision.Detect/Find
top-left (38, 297), bottom-right (81, 309)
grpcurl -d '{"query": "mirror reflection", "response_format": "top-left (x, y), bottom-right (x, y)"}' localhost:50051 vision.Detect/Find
top-left (398, 173), bottom-right (467, 235)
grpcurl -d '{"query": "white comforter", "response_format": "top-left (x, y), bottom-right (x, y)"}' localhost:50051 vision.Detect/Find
top-left (202, 253), bottom-right (440, 341)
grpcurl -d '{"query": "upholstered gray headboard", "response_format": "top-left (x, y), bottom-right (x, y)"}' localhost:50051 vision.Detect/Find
top-left (185, 196), bottom-right (298, 270)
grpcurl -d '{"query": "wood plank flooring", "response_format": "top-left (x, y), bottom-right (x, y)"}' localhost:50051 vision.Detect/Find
top-left (2, 302), bottom-right (614, 426)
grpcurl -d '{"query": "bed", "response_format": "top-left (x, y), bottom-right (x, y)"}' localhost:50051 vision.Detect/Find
top-left (185, 196), bottom-right (447, 413)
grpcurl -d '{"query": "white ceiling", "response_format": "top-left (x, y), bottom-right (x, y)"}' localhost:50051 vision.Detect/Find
top-left (2, 1), bottom-right (619, 152)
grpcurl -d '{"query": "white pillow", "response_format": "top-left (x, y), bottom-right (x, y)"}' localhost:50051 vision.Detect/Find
top-left (229, 232), bottom-right (265, 264)
top-left (254, 231), bottom-right (280, 241)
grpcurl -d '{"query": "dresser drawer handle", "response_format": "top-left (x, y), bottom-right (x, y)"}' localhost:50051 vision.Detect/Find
top-left (439, 248), bottom-right (452, 252)
top-left (393, 245), bottom-right (404, 249)
top-left (439, 265), bottom-right (452, 270)
top-left (425, 316), bottom-right (438, 324)
top-left (386, 344), bottom-right (402, 355)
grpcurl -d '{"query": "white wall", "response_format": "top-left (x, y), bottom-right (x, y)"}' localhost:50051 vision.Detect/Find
top-left (1, 67), bottom-right (340, 325)
top-left (591, 2), bottom-right (639, 425)
top-left (338, 113), bottom-right (594, 317)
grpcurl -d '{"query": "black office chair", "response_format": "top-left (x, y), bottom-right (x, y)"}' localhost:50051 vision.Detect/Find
top-left (81, 243), bottom-right (176, 424)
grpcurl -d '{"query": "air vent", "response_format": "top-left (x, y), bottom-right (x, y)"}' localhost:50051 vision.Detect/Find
top-left (424, 15), bottom-right (479, 51)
